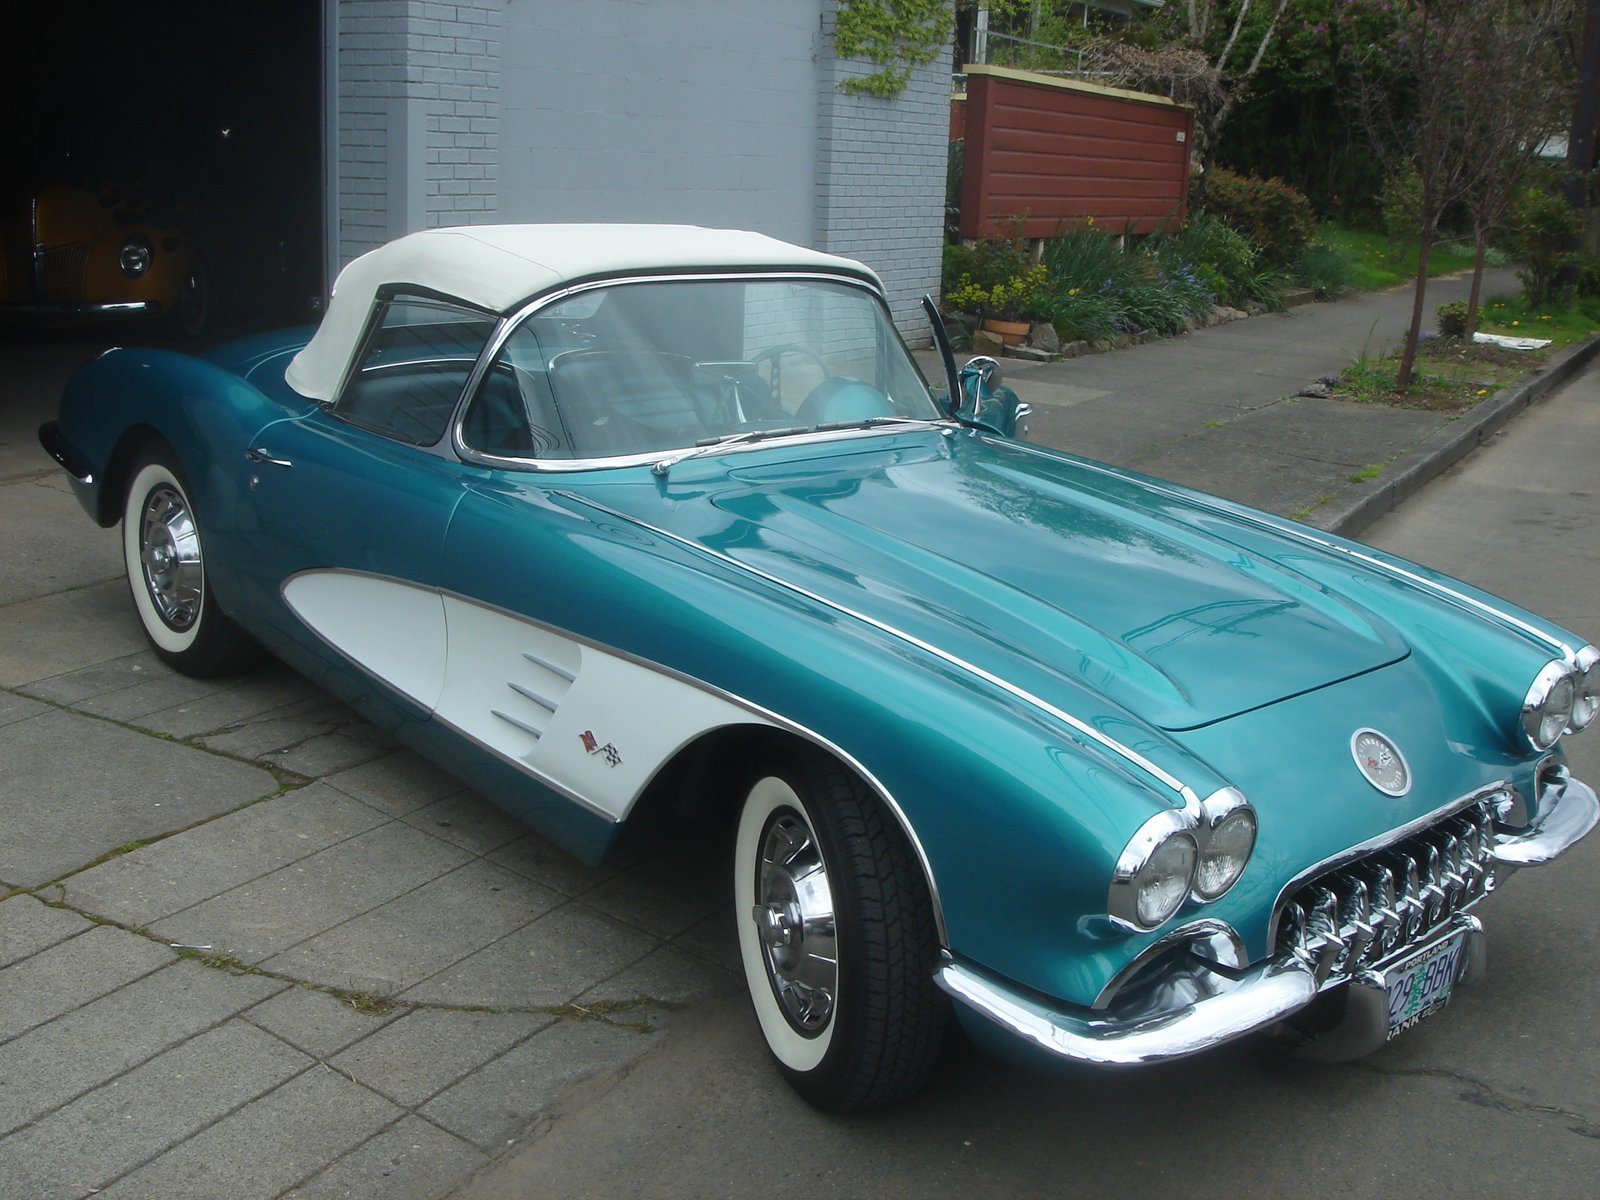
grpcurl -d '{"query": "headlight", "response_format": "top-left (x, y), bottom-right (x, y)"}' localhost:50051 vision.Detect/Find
top-left (1193, 787), bottom-right (1257, 901)
top-left (1110, 810), bottom-right (1198, 931)
top-left (1571, 645), bottom-right (1599, 733)
top-left (1521, 660), bottom-right (1577, 751)
top-left (119, 237), bottom-right (153, 278)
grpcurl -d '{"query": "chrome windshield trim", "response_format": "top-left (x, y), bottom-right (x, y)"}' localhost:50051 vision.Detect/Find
top-left (557, 493), bottom-right (1205, 806)
top-left (991, 440), bottom-right (1581, 661)
top-left (449, 270), bottom-right (933, 473)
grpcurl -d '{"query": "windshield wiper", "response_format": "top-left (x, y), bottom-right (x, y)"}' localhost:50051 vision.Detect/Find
top-left (650, 426), bottom-right (812, 477)
top-left (812, 415), bottom-right (949, 433)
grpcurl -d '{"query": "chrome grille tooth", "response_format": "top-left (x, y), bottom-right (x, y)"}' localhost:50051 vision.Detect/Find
top-left (1274, 798), bottom-right (1498, 991)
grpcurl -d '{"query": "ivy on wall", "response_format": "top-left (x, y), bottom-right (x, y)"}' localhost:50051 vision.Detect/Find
top-left (834, 0), bottom-right (951, 97)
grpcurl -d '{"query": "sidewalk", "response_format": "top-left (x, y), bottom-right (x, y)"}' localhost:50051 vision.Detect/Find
top-left (920, 266), bottom-right (1599, 535)
top-left (2, 270), bottom-right (1595, 1200)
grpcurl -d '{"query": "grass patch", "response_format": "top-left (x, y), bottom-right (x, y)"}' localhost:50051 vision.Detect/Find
top-left (1315, 225), bottom-right (1481, 291)
top-left (1476, 293), bottom-right (1600, 348)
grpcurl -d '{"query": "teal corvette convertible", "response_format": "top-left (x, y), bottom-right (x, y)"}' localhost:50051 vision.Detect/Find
top-left (40, 226), bottom-right (1599, 1110)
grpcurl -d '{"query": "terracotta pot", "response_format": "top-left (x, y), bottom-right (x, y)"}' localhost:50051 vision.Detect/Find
top-left (982, 318), bottom-right (1030, 346)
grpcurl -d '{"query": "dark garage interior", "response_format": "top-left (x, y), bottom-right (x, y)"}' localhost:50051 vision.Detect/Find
top-left (2, 0), bottom-right (325, 342)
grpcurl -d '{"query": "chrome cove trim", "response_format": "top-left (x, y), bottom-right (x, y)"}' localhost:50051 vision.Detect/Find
top-left (276, 567), bottom-right (950, 944)
top-left (991, 440), bottom-right (1582, 661)
top-left (1492, 763), bottom-right (1599, 868)
top-left (556, 492), bottom-right (1206, 807)
top-left (0, 301), bottom-right (159, 316)
top-left (939, 952), bottom-right (1318, 1067)
top-left (450, 271), bottom-right (903, 474)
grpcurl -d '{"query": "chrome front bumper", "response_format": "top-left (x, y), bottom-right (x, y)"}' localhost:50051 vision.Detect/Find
top-left (938, 770), bottom-right (1597, 1067)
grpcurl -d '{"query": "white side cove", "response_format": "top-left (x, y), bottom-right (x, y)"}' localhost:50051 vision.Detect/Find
top-left (282, 571), bottom-right (774, 821)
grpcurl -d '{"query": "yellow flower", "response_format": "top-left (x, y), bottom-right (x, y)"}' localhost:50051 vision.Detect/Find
top-left (1541, 315), bottom-right (1551, 321)
top-left (1475, 388), bottom-right (1488, 395)
top-left (1511, 319), bottom-right (1520, 326)
top-left (1068, 287), bottom-right (1079, 296)
top-left (1084, 215), bottom-right (1095, 227)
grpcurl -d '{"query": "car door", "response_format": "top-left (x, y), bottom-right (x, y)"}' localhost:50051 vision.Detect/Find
top-left (232, 293), bottom-right (499, 716)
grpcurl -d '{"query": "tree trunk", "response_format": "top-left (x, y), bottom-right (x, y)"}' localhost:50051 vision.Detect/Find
top-left (1465, 228), bottom-right (1488, 343)
top-left (1395, 227), bottom-right (1434, 390)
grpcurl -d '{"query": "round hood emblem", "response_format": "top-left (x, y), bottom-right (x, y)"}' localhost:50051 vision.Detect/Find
top-left (1351, 728), bottom-right (1410, 797)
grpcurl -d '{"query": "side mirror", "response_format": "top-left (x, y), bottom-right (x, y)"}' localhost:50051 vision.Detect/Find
top-left (960, 355), bottom-right (1003, 394)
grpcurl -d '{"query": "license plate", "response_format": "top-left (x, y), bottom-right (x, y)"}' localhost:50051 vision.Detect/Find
top-left (1384, 931), bottom-right (1467, 1040)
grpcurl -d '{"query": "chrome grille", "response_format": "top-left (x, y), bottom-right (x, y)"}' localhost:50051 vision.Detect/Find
top-left (39, 243), bottom-right (90, 302)
top-left (1274, 797), bottom-right (1498, 988)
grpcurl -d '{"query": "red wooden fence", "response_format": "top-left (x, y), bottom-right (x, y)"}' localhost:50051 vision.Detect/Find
top-left (957, 65), bottom-right (1192, 239)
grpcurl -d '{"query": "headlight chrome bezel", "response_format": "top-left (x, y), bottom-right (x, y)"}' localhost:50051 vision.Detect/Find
top-left (1522, 659), bottom-right (1578, 751)
top-left (119, 236), bottom-right (153, 278)
top-left (1570, 645), bottom-right (1599, 734)
top-left (1109, 788), bottom-right (1257, 932)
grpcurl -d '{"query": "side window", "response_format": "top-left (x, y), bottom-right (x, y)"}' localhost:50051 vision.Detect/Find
top-left (335, 296), bottom-right (497, 446)
top-left (459, 322), bottom-right (572, 458)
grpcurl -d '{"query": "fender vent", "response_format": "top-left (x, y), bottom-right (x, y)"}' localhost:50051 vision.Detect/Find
top-left (491, 649), bottom-right (577, 741)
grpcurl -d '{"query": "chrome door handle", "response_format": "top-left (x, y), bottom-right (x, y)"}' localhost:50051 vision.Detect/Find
top-left (246, 447), bottom-right (293, 468)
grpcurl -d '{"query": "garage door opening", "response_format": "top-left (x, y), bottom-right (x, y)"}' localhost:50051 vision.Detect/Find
top-left (1, 0), bottom-right (325, 341)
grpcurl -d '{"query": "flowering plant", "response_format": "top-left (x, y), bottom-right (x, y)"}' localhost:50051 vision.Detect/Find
top-left (944, 264), bottom-right (1050, 321)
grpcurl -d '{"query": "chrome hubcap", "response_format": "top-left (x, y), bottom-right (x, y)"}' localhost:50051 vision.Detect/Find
top-left (139, 484), bottom-right (202, 630)
top-left (752, 810), bottom-right (837, 1034)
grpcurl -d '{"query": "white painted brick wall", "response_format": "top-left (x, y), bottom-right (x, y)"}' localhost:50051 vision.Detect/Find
top-left (337, 0), bottom-right (502, 264)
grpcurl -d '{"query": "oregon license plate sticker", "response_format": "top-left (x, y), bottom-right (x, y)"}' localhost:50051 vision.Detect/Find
top-left (1385, 932), bottom-right (1467, 1039)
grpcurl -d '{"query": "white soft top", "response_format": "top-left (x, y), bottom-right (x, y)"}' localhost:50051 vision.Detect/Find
top-left (285, 224), bottom-right (881, 401)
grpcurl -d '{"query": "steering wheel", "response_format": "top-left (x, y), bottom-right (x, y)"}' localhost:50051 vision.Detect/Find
top-left (751, 344), bottom-right (832, 401)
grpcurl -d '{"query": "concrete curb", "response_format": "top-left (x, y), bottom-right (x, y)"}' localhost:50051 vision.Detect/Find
top-left (1320, 333), bottom-right (1600, 537)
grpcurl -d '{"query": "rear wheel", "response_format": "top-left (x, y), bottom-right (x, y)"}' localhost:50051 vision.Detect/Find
top-left (734, 749), bottom-right (946, 1110)
top-left (121, 445), bottom-right (258, 677)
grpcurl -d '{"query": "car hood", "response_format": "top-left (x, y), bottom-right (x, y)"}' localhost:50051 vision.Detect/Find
top-left (587, 434), bottom-right (1411, 732)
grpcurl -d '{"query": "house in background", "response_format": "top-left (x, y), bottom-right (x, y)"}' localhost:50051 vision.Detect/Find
top-left (337, 0), bottom-right (952, 333)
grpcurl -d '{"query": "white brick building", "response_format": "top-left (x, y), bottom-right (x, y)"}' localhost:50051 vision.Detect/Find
top-left (327, 1), bottom-right (951, 334)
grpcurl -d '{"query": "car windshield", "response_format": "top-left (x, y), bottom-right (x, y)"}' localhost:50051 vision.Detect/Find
top-left (460, 277), bottom-right (943, 461)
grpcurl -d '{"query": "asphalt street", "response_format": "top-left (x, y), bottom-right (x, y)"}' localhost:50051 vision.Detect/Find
top-left (453, 359), bottom-right (1600, 1200)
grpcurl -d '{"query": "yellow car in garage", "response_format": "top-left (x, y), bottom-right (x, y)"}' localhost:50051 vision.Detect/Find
top-left (1, 181), bottom-right (208, 338)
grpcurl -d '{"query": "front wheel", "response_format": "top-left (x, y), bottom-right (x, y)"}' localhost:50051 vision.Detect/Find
top-left (122, 445), bottom-right (259, 677)
top-left (734, 750), bottom-right (946, 1110)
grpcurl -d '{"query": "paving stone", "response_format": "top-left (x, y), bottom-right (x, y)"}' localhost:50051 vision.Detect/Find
top-left (0, 893), bottom-right (95, 968)
top-left (0, 476), bottom-right (123, 606)
top-left (421, 1018), bottom-right (657, 1149)
top-left (488, 829), bottom-right (634, 898)
top-left (401, 791), bottom-right (528, 855)
top-left (0, 580), bottom-right (147, 688)
top-left (195, 695), bottom-right (397, 776)
top-left (0, 706), bottom-right (281, 887)
top-left (0, 925), bottom-right (173, 1043)
top-left (0, 1020), bottom-right (310, 1200)
top-left (244, 982), bottom-right (406, 1060)
top-left (133, 668), bottom-right (325, 740)
top-left (331, 1008), bottom-right (553, 1108)
top-left (582, 841), bottom-right (725, 938)
top-left (673, 906), bottom-right (741, 975)
top-left (577, 944), bottom-right (739, 1008)
top-left (63, 782), bottom-right (389, 926)
top-left (323, 749), bottom-right (468, 817)
top-left (0, 959), bottom-right (284, 1136)
top-left (74, 667), bottom-right (256, 724)
top-left (284, 1114), bottom-right (488, 1200)
top-left (94, 1065), bottom-right (403, 1200)
top-left (263, 858), bottom-right (563, 997)
top-left (0, 689), bottom-right (48, 727)
top-left (401, 902), bottom-right (658, 1009)
top-left (18, 649), bottom-right (170, 706)
top-left (152, 821), bottom-right (474, 963)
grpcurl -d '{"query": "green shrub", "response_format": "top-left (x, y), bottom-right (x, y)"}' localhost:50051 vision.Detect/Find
top-left (1575, 255), bottom-right (1600, 299)
top-left (1290, 242), bottom-right (1355, 299)
top-left (1436, 300), bottom-right (1467, 337)
top-left (1504, 185), bottom-right (1581, 306)
top-left (1194, 168), bottom-right (1316, 263)
top-left (1381, 169), bottom-right (1422, 260)
top-left (941, 229), bottom-right (1030, 293)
